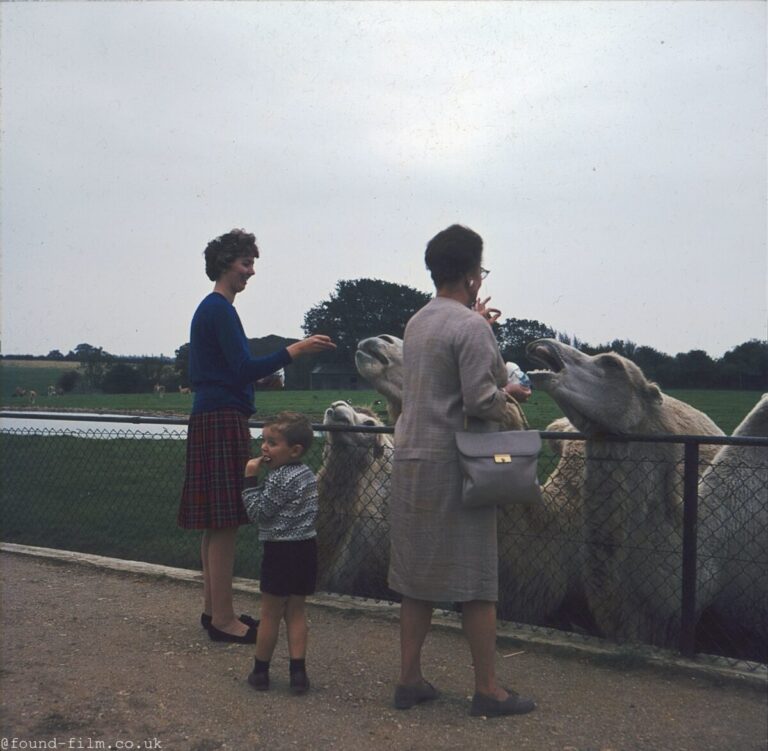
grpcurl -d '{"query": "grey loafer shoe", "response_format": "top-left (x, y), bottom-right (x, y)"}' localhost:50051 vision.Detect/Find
top-left (470, 689), bottom-right (536, 717)
top-left (393, 680), bottom-right (439, 710)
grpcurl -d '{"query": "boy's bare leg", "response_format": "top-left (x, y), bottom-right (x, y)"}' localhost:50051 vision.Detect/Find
top-left (256, 593), bottom-right (288, 661)
top-left (284, 596), bottom-right (309, 659)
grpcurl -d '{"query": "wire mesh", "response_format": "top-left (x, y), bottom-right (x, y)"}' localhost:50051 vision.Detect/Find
top-left (1, 416), bottom-right (765, 669)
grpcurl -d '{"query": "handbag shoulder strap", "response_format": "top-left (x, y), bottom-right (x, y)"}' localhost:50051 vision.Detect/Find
top-left (502, 394), bottom-right (530, 430)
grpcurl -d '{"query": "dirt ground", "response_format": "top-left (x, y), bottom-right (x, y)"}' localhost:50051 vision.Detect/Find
top-left (1, 551), bottom-right (766, 751)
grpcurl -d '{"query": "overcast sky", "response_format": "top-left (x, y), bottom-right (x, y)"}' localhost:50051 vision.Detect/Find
top-left (2, 1), bottom-right (765, 361)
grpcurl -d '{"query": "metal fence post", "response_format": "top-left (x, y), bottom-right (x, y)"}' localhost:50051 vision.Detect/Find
top-left (680, 440), bottom-right (700, 658)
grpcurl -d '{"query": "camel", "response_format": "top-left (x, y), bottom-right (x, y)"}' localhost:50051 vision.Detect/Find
top-left (316, 400), bottom-right (394, 599)
top-left (178, 386), bottom-right (191, 395)
top-left (355, 335), bottom-right (589, 627)
top-left (526, 338), bottom-right (724, 648)
top-left (153, 383), bottom-right (165, 398)
top-left (699, 394), bottom-right (768, 658)
top-left (355, 336), bottom-right (403, 421)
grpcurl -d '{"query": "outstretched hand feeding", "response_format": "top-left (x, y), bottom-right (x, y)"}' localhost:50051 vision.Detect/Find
top-left (286, 334), bottom-right (337, 359)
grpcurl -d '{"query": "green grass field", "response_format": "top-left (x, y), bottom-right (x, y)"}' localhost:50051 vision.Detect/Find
top-left (0, 431), bottom-right (264, 575)
top-left (3, 357), bottom-right (763, 432)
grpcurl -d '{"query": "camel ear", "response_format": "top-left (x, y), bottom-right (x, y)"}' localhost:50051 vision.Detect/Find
top-left (646, 382), bottom-right (663, 404)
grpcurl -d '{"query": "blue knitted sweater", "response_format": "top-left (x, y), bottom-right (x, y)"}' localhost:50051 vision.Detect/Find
top-left (189, 292), bottom-right (292, 416)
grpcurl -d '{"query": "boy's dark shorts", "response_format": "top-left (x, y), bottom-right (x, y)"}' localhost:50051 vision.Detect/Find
top-left (260, 537), bottom-right (318, 597)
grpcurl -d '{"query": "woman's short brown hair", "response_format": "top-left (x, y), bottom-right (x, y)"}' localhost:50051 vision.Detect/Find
top-left (204, 229), bottom-right (259, 281)
top-left (424, 224), bottom-right (483, 287)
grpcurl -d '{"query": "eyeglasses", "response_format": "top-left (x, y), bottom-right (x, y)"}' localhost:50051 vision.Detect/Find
top-left (480, 267), bottom-right (490, 280)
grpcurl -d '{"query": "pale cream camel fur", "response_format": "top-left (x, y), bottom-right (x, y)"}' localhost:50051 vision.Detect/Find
top-left (316, 400), bottom-right (394, 598)
top-left (355, 334), bottom-right (588, 626)
top-left (527, 338), bottom-right (724, 648)
top-left (699, 393), bottom-right (768, 654)
top-left (355, 335), bottom-right (404, 422)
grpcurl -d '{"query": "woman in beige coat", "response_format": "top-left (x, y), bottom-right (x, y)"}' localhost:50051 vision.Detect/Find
top-left (389, 224), bottom-right (536, 718)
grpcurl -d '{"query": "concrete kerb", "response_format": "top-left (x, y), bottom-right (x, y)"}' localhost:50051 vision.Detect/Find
top-left (2, 541), bottom-right (765, 690)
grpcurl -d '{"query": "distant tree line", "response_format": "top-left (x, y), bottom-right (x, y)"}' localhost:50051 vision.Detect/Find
top-left (4, 279), bottom-right (766, 392)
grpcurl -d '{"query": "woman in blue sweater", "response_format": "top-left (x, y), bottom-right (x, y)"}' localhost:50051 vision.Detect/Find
top-left (178, 229), bottom-right (335, 643)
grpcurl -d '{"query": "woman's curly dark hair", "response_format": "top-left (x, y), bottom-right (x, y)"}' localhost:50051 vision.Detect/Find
top-left (204, 229), bottom-right (259, 281)
top-left (424, 224), bottom-right (483, 287)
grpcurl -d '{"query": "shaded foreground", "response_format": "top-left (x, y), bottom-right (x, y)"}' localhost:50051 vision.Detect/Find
top-left (1, 552), bottom-right (766, 751)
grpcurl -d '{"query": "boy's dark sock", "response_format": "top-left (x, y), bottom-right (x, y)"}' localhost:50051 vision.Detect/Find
top-left (254, 658), bottom-right (270, 674)
top-left (289, 658), bottom-right (306, 674)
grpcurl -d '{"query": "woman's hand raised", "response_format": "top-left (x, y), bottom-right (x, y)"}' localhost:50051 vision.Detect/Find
top-left (472, 296), bottom-right (501, 325)
top-left (286, 335), bottom-right (337, 359)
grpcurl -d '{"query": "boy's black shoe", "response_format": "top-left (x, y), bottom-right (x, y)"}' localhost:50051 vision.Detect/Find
top-left (247, 670), bottom-right (270, 691)
top-left (289, 669), bottom-right (310, 695)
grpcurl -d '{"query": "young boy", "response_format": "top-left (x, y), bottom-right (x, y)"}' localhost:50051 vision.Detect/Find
top-left (242, 411), bottom-right (318, 695)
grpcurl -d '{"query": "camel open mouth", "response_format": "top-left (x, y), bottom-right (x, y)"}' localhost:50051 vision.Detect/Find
top-left (526, 341), bottom-right (565, 374)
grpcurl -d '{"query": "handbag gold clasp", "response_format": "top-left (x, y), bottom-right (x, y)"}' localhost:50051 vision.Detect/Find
top-left (494, 454), bottom-right (512, 463)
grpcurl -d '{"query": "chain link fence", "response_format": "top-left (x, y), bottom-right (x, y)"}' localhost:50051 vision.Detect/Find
top-left (1, 413), bottom-right (765, 670)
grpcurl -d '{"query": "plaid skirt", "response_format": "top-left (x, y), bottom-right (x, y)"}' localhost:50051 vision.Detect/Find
top-left (177, 409), bottom-right (252, 529)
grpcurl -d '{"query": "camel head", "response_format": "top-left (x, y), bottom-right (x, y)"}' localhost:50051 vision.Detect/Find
top-left (355, 335), bottom-right (404, 421)
top-left (322, 400), bottom-right (392, 458)
top-left (526, 339), bottom-right (663, 436)
top-left (733, 393), bottom-right (768, 437)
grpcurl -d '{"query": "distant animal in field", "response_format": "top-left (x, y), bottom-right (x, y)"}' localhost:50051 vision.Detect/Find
top-left (178, 386), bottom-right (191, 395)
top-left (47, 385), bottom-right (57, 397)
top-left (153, 383), bottom-right (165, 398)
top-left (28, 390), bottom-right (37, 404)
top-left (12, 387), bottom-right (27, 398)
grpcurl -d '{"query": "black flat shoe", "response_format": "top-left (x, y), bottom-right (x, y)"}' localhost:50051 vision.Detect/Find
top-left (201, 613), bottom-right (259, 630)
top-left (208, 623), bottom-right (258, 644)
top-left (469, 689), bottom-right (536, 717)
top-left (393, 680), bottom-right (439, 709)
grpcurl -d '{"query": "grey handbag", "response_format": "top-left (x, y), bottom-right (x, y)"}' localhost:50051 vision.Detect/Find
top-left (455, 430), bottom-right (543, 508)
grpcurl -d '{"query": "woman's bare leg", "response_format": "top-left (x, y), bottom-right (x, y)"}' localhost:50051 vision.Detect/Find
top-left (206, 527), bottom-right (248, 637)
top-left (399, 596), bottom-right (433, 685)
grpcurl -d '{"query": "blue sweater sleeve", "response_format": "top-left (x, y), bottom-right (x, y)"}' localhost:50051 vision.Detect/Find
top-left (192, 294), bottom-right (292, 388)
top-left (212, 302), bottom-right (292, 385)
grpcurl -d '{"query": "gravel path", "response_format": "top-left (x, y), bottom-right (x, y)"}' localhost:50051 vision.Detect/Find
top-left (1, 552), bottom-right (766, 751)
